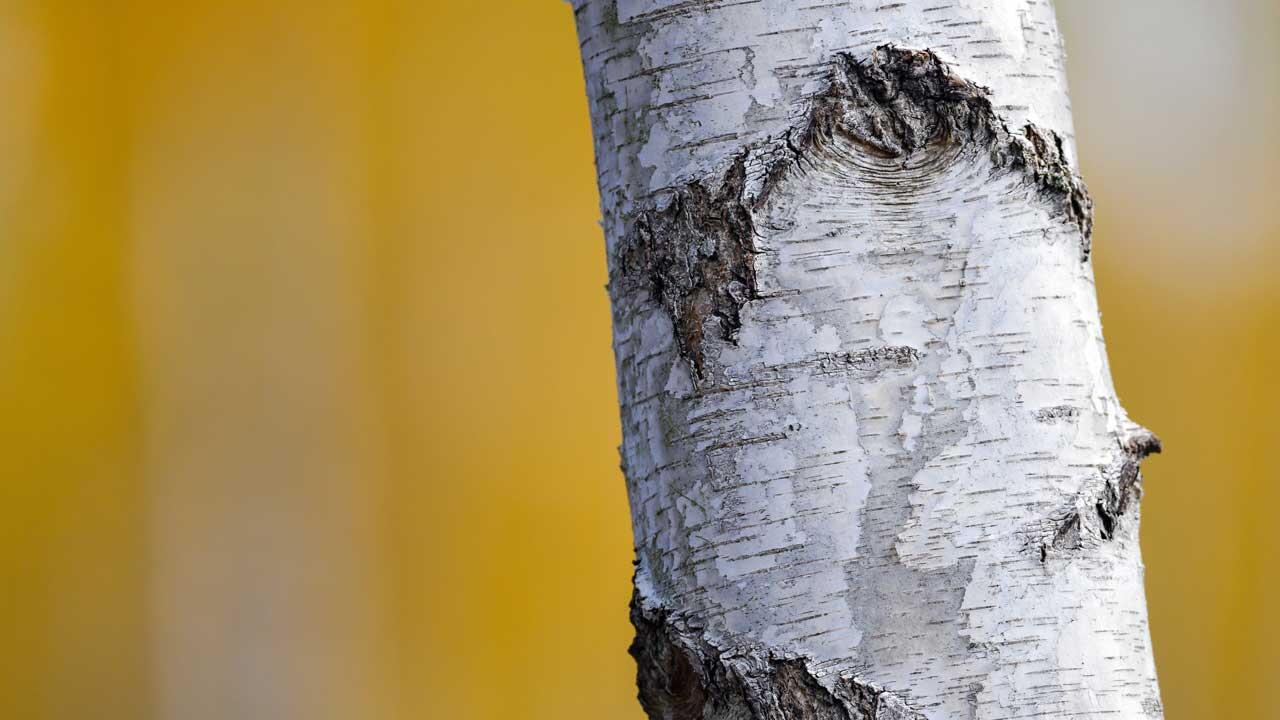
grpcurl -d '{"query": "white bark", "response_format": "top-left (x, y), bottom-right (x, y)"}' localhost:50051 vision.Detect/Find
top-left (574, 1), bottom-right (1163, 719)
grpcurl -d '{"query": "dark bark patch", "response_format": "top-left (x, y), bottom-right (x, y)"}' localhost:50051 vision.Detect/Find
top-left (615, 155), bottom-right (759, 378)
top-left (804, 46), bottom-right (1002, 161)
top-left (630, 593), bottom-right (925, 720)
top-left (1009, 124), bottom-right (1095, 257)
top-left (1050, 511), bottom-right (1083, 554)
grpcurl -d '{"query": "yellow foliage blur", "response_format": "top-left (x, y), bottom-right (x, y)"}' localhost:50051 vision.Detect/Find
top-left (0, 2), bottom-right (1275, 719)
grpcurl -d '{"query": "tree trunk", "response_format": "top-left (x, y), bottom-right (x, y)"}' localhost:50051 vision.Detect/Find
top-left (572, 2), bottom-right (1162, 718)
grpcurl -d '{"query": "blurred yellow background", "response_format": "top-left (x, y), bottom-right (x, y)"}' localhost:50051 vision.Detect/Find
top-left (0, 1), bottom-right (1275, 719)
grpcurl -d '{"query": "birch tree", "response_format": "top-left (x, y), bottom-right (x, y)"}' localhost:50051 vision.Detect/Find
top-left (572, 2), bottom-right (1162, 718)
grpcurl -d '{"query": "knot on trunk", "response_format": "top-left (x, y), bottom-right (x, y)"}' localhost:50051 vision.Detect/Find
top-left (612, 46), bottom-right (1097, 378)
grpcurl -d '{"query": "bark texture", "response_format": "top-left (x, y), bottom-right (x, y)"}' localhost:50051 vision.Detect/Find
top-left (573, 2), bottom-right (1162, 718)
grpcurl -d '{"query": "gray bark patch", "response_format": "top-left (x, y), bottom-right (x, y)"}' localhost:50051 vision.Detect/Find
top-left (613, 46), bottom-right (1096, 376)
top-left (631, 596), bottom-right (926, 720)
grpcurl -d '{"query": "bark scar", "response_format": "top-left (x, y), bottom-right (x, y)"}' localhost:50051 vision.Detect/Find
top-left (612, 46), bottom-right (1096, 377)
top-left (1096, 427), bottom-right (1162, 541)
top-left (1033, 427), bottom-right (1162, 560)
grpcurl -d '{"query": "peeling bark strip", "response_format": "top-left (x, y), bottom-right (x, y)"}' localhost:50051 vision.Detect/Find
top-left (575, 2), bottom-right (1163, 718)
top-left (632, 596), bottom-right (924, 720)
top-left (615, 46), bottom-right (1096, 374)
